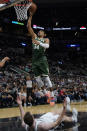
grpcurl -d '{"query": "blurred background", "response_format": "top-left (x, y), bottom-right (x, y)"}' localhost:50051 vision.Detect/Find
top-left (0, 0), bottom-right (87, 108)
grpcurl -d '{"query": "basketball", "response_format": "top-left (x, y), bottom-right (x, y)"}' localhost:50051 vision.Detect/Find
top-left (29, 3), bottom-right (37, 15)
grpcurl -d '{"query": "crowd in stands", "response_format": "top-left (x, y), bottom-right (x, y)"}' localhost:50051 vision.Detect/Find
top-left (0, 64), bottom-right (87, 108)
top-left (0, 47), bottom-right (87, 108)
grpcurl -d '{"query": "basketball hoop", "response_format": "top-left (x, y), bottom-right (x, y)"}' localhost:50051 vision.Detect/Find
top-left (14, 0), bottom-right (32, 21)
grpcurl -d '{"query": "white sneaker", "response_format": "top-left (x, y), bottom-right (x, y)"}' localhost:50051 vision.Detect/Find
top-left (66, 97), bottom-right (71, 111)
top-left (72, 108), bottom-right (78, 123)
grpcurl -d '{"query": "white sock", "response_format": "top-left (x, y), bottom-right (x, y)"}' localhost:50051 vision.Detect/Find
top-left (35, 76), bottom-right (44, 88)
top-left (72, 108), bottom-right (78, 123)
top-left (66, 97), bottom-right (71, 111)
top-left (43, 76), bottom-right (52, 88)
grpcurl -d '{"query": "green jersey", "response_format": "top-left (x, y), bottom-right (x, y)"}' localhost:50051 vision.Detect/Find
top-left (32, 37), bottom-right (49, 76)
top-left (32, 37), bottom-right (47, 62)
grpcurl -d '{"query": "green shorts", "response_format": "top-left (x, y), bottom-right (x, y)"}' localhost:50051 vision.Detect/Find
top-left (32, 60), bottom-right (49, 77)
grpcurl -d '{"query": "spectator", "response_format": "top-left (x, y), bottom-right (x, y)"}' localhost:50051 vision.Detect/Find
top-left (26, 76), bottom-right (32, 105)
top-left (19, 87), bottom-right (27, 107)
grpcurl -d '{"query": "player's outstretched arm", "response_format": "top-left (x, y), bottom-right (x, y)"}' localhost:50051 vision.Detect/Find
top-left (0, 57), bottom-right (10, 68)
top-left (38, 99), bottom-right (66, 130)
top-left (27, 3), bottom-right (37, 39)
top-left (17, 96), bottom-right (25, 126)
top-left (27, 15), bottom-right (36, 39)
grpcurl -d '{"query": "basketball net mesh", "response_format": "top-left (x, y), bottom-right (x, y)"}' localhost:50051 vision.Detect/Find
top-left (14, 0), bottom-right (32, 21)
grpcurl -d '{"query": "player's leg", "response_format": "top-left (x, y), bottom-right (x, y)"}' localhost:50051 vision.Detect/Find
top-left (32, 64), bottom-right (44, 88)
top-left (66, 96), bottom-right (71, 111)
top-left (63, 108), bottom-right (78, 123)
top-left (52, 97), bottom-right (72, 117)
top-left (43, 75), bottom-right (52, 88)
top-left (52, 98), bottom-right (77, 123)
top-left (35, 76), bottom-right (44, 88)
top-left (53, 97), bottom-right (71, 116)
top-left (40, 60), bottom-right (52, 88)
top-left (53, 108), bottom-right (78, 123)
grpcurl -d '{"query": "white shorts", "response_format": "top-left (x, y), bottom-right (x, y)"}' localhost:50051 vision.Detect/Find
top-left (39, 112), bottom-right (59, 123)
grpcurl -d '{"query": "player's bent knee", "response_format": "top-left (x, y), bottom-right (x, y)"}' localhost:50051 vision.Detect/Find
top-left (35, 76), bottom-right (44, 88)
top-left (44, 76), bottom-right (52, 88)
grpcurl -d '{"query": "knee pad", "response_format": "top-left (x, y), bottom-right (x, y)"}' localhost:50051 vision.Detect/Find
top-left (43, 76), bottom-right (52, 88)
top-left (35, 76), bottom-right (44, 88)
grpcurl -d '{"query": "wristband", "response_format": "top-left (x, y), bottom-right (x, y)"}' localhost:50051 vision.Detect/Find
top-left (39, 42), bottom-right (49, 49)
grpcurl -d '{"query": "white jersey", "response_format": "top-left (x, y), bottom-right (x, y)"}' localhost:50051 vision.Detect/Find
top-left (25, 112), bottom-right (59, 131)
top-left (26, 80), bottom-right (32, 88)
top-left (35, 112), bottom-right (59, 131)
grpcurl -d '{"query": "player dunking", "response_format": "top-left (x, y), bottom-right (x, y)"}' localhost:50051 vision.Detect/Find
top-left (16, 2), bottom-right (78, 131)
top-left (27, 10), bottom-right (52, 88)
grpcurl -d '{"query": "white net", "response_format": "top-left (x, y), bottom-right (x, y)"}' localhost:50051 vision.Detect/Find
top-left (14, 0), bottom-right (32, 21)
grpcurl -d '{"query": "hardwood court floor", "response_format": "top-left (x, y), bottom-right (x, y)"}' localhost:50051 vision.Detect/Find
top-left (0, 101), bottom-right (87, 119)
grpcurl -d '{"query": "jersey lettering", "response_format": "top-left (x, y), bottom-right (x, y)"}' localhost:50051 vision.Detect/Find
top-left (34, 45), bottom-right (40, 50)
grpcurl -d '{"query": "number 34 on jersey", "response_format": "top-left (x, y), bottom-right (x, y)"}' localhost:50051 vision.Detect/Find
top-left (33, 44), bottom-right (40, 50)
